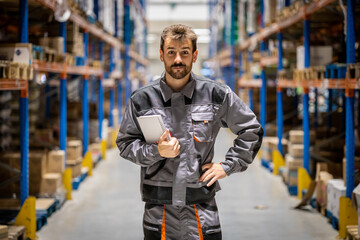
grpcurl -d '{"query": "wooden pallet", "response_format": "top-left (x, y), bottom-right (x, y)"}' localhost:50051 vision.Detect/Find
top-left (0, 225), bottom-right (8, 240)
top-left (36, 198), bottom-right (56, 217)
top-left (347, 225), bottom-right (360, 240)
top-left (8, 226), bottom-right (25, 240)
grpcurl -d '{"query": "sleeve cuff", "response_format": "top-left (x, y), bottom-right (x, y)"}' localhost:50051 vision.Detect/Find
top-left (220, 162), bottom-right (233, 176)
top-left (150, 144), bottom-right (166, 162)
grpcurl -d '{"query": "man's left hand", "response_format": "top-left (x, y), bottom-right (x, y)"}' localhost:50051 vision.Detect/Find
top-left (199, 163), bottom-right (227, 187)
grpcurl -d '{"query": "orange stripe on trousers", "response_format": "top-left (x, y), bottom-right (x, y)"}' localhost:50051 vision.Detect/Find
top-left (161, 205), bottom-right (166, 240)
top-left (194, 205), bottom-right (204, 240)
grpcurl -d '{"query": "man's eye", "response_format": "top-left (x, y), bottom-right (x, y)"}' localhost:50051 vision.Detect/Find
top-left (168, 51), bottom-right (175, 55)
top-left (182, 51), bottom-right (189, 55)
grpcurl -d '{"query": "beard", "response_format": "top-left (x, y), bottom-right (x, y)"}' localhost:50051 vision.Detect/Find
top-left (165, 63), bottom-right (192, 79)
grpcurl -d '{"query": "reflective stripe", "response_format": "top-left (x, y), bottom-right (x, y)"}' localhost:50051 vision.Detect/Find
top-left (161, 205), bottom-right (166, 240)
top-left (194, 205), bottom-right (203, 240)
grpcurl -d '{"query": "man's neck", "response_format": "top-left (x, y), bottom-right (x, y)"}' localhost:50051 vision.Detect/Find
top-left (164, 72), bottom-right (191, 92)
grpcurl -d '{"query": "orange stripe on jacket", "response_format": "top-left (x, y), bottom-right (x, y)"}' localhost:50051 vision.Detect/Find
top-left (194, 205), bottom-right (204, 240)
top-left (161, 205), bottom-right (166, 240)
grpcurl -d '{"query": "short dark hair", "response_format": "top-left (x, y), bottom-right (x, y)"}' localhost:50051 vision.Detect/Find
top-left (160, 24), bottom-right (197, 53)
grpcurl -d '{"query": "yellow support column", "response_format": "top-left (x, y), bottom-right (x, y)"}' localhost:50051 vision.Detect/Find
top-left (14, 197), bottom-right (36, 240)
top-left (63, 168), bottom-right (72, 200)
top-left (101, 140), bottom-right (107, 160)
top-left (297, 167), bottom-right (312, 199)
top-left (273, 149), bottom-right (285, 175)
top-left (339, 197), bottom-right (358, 239)
top-left (112, 129), bottom-right (118, 148)
top-left (82, 151), bottom-right (93, 176)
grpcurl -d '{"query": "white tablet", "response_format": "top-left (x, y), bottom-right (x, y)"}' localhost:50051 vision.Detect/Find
top-left (136, 115), bottom-right (170, 143)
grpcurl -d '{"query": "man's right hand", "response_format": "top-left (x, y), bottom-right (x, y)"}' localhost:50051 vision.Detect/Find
top-left (158, 129), bottom-right (180, 158)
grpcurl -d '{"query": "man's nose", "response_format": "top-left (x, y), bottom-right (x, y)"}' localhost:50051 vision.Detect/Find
top-left (174, 53), bottom-right (182, 63)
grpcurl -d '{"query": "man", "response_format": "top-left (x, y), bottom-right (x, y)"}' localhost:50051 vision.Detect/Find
top-left (117, 24), bottom-right (263, 240)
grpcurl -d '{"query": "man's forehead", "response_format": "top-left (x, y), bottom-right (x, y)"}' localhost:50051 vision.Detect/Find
top-left (164, 38), bottom-right (192, 49)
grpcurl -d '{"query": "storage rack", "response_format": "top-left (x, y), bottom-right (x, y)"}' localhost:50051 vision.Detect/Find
top-left (0, 0), bottom-right (148, 209)
top-left (208, 0), bottom-right (359, 234)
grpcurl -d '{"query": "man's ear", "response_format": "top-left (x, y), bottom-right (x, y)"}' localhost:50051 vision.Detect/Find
top-left (160, 49), bottom-right (164, 62)
top-left (193, 50), bottom-right (198, 63)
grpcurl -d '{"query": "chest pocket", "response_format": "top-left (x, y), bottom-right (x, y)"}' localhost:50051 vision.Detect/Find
top-left (192, 112), bottom-right (214, 142)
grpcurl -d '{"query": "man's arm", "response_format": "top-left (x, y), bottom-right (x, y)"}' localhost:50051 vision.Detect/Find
top-left (116, 98), bottom-right (165, 167)
top-left (219, 88), bottom-right (264, 176)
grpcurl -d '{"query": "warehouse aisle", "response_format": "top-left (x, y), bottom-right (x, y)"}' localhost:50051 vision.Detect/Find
top-left (37, 129), bottom-right (338, 240)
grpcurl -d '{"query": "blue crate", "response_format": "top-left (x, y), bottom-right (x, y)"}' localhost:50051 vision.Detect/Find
top-left (36, 212), bottom-right (48, 231)
top-left (287, 184), bottom-right (298, 196)
top-left (331, 215), bottom-right (339, 230)
top-left (72, 177), bottom-right (82, 190)
top-left (75, 56), bottom-right (85, 66)
top-left (80, 170), bottom-right (88, 182)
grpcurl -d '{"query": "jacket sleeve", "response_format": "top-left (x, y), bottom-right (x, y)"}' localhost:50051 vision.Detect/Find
top-left (116, 98), bottom-right (165, 167)
top-left (218, 87), bottom-right (263, 176)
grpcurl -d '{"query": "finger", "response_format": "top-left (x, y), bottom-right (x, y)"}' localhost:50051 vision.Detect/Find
top-left (173, 140), bottom-right (179, 151)
top-left (199, 169), bottom-right (211, 182)
top-left (159, 129), bottom-right (170, 143)
top-left (207, 176), bottom-right (218, 187)
top-left (203, 171), bottom-right (214, 182)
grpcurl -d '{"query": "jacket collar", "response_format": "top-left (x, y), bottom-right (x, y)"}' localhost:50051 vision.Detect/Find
top-left (159, 72), bottom-right (196, 102)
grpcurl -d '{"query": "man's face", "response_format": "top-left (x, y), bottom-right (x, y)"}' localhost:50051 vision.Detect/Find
top-left (160, 38), bottom-right (198, 79)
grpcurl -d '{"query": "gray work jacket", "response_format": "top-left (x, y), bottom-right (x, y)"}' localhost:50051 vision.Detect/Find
top-left (116, 72), bottom-right (263, 206)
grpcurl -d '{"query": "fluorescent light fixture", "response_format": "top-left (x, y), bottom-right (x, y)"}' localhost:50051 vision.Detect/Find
top-left (193, 28), bottom-right (210, 36)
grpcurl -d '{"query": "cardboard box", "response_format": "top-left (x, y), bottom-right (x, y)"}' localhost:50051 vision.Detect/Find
top-left (327, 179), bottom-right (346, 219)
top-left (47, 150), bottom-right (65, 173)
top-left (67, 159), bottom-right (82, 178)
top-left (288, 169), bottom-right (298, 186)
top-left (352, 184), bottom-right (360, 234)
top-left (289, 130), bottom-right (316, 144)
top-left (40, 173), bottom-right (62, 194)
top-left (0, 225), bottom-right (8, 240)
top-left (0, 43), bottom-right (33, 65)
top-left (316, 171), bottom-right (333, 208)
top-left (297, 46), bottom-right (332, 70)
top-left (67, 140), bottom-right (82, 160)
top-left (285, 154), bottom-right (303, 170)
top-left (288, 144), bottom-right (304, 158)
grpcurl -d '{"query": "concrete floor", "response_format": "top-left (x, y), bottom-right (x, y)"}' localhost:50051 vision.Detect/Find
top-left (37, 129), bottom-right (338, 240)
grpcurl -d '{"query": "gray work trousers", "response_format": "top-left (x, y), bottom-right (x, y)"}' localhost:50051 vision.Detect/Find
top-left (143, 199), bottom-right (222, 240)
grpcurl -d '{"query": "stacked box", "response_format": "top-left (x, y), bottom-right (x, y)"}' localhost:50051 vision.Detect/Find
top-left (40, 173), bottom-right (62, 194)
top-left (0, 151), bottom-right (48, 196)
top-left (352, 184), bottom-right (360, 234)
top-left (89, 143), bottom-right (101, 164)
top-left (107, 127), bottom-right (114, 149)
top-left (47, 150), bottom-right (65, 174)
top-left (316, 167), bottom-right (333, 211)
top-left (327, 179), bottom-right (346, 219)
top-left (67, 140), bottom-right (83, 178)
top-left (66, 22), bottom-right (84, 57)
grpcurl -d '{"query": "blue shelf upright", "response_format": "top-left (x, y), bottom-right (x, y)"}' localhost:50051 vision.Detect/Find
top-left (277, 32), bottom-right (284, 156)
top-left (124, 0), bottom-right (131, 104)
top-left (248, 51), bottom-right (254, 111)
top-left (98, 41), bottom-right (104, 140)
top-left (303, 17), bottom-right (311, 173)
top-left (82, 32), bottom-right (89, 156)
top-left (19, 0), bottom-right (29, 206)
top-left (59, 22), bottom-right (67, 165)
top-left (260, 0), bottom-right (267, 136)
top-left (345, 0), bottom-right (356, 198)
